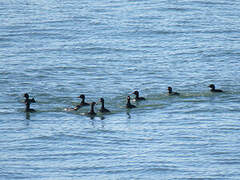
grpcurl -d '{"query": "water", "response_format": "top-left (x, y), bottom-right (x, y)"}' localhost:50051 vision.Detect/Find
top-left (1, 0), bottom-right (240, 179)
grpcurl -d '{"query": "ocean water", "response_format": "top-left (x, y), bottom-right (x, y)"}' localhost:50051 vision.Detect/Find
top-left (1, 0), bottom-right (240, 179)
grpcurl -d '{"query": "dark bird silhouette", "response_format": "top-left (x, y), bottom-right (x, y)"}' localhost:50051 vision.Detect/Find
top-left (24, 93), bottom-right (36, 112)
top-left (126, 96), bottom-right (136, 109)
top-left (132, 91), bottom-right (146, 101)
top-left (209, 84), bottom-right (223, 93)
top-left (74, 94), bottom-right (89, 110)
top-left (168, 87), bottom-right (180, 96)
top-left (99, 98), bottom-right (110, 113)
top-left (88, 102), bottom-right (96, 116)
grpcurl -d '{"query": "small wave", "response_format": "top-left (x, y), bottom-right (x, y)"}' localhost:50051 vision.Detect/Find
top-left (191, 0), bottom-right (234, 6)
top-left (130, 29), bottom-right (181, 36)
top-left (27, 133), bottom-right (98, 142)
top-left (162, 7), bottom-right (193, 12)
top-left (217, 159), bottom-right (240, 165)
top-left (79, 47), bottom-right (141, 55)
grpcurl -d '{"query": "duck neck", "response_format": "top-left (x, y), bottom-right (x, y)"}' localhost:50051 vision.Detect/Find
top-left (91, 104), bottom-right (95, 113)
top-left (135, 93), bottom-right (139, 99)
top-left (101, 101), bottom-right (105, 109)
top-left (81, 98), bottom-right (85, 104)
top-left (127, 98), bottom-right (131, 105)
top-left (25, 98), bottom-right (30, 110)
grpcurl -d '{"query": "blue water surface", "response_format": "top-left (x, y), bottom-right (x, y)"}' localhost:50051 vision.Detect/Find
top-left (1, 0), bottom-right (240, 179)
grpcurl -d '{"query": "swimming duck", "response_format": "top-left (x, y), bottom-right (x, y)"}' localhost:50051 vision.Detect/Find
top-left (88, 102), bottom-right (96, 116)
top-left (99, 98), bottom-right (110, 113)
top-left (24, 93), bottom-right (36, 112)
top-left (126, 96), bottom-right (136, 109)
top-left (74, 94), bottom-right (89, 110)
top-left (168, 87), bottom-right (180, 96)
top-left (209, 84), bottom-right (223, 92)
top-left (132, 91), bottom-right (146, 101)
